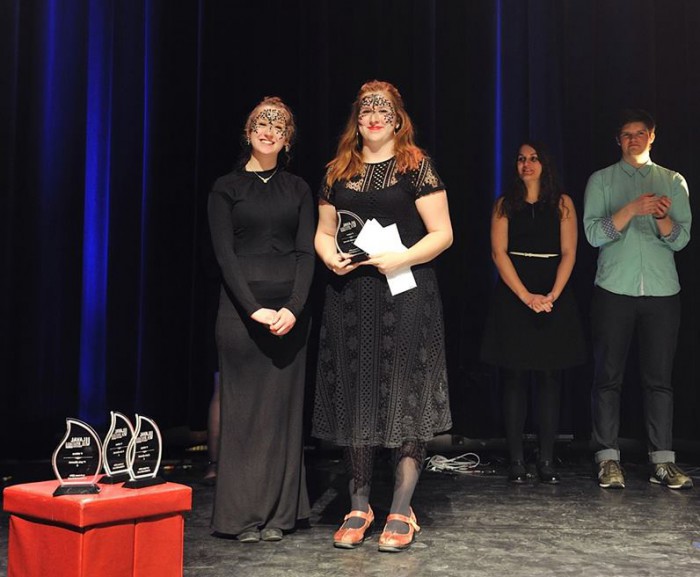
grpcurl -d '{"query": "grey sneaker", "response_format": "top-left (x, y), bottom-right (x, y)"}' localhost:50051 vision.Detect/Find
top-left (650, 462), bottom-right (693, 489)
top-left (261, 527), bottom-right (283, 541)
top-left (237, 529), bottom-right (260, 543)
top-left (598, 459), bottom-right (625, 488)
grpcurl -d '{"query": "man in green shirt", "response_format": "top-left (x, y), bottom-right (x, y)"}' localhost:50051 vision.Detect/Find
top-left (583, 109), bottom-right (692, 490)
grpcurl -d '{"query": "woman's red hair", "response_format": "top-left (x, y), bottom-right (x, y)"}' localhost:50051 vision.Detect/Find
top-left (325, 80), bottom-right (425, 186)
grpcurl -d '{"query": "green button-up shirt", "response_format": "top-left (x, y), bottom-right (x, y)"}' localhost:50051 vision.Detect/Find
top-left (583, 159), bottom-right (691, 297)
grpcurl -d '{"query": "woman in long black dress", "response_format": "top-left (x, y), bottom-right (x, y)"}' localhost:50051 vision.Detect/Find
top-left (481, 142), bottom-right (584, 484)
top-left (313, 80), bottom-right (453, 552)
top-left (208, 97), bottom-right (315, 542)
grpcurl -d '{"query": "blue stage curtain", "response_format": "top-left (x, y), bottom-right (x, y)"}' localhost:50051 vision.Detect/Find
top-left (2, 0), bottom-right (699, 456)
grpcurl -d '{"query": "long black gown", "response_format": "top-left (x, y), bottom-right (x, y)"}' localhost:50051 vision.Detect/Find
top-left (481, 200), bottom-right (585, 370)
top-left (208, 167), bottom-right (315, 535)
top-left (312, 157), bottom-right (452, 448)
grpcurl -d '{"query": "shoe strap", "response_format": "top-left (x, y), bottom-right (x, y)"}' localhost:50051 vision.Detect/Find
top-left (385, 509), bottom-right (420, 532)
top-left (343, 506), bottom-right (373, 523)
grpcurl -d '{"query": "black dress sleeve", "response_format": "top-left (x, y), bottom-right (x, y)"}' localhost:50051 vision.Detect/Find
top-left (409, 157), bottom-right (445, 199)
top-left (207, 187), bottom-right (261, 316)
top-left (283, 180), bottom-right (316, 317)
top-left (319, 170), bottom-right (336, 204)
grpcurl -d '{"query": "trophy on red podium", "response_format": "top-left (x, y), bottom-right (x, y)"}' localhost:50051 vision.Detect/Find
top-left (51, 418), bottom-right (103, 496)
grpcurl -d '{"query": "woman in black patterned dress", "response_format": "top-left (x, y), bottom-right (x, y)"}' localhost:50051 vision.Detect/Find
top-left (313, 80), bottom-right (453, 552)
top-left (208, 97), bottom-right (315, 543)
top-left (481, 142), bottom-right (584, 484)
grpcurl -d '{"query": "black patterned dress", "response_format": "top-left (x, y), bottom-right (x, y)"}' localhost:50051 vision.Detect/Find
top-left (312, 157), bottom-right (452, 448)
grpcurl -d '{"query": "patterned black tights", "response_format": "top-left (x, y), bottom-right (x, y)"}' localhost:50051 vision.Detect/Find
top-left (386, 441), bottom-right (426, 532)
top-left (342, 442), bottom-right (426, 531)
top-left (342, 446), bottom-right (375, 529)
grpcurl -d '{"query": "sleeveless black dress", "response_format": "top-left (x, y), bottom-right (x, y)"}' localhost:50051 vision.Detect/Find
top-left (312, 157), bottom-right (452, 448)
top-left (481, 201), bottom-right (585, 370)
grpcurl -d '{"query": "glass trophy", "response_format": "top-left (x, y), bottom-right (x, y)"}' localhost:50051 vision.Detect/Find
top-left (99, 411), bottom-right (135, 484)
top-left (51, 418), bottom-right (103, 496)
top-left (123, 414), bottom-right (166, 489)
top-left (335, 210), bottom-right (368, 262)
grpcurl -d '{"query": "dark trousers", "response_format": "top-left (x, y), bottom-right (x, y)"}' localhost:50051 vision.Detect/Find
top-left (591, 286), bottom-right (680, 463)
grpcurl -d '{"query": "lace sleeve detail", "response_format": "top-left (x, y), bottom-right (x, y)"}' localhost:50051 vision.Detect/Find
top-left (409, 157), bottom-right (445, 199)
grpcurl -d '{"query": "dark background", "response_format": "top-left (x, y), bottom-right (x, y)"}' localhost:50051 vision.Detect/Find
top-left (2, 0), bottom-right (699, 458)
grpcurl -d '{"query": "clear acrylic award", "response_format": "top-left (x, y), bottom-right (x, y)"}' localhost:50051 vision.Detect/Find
top-left (99, 411), bottom-right (135, 484)
top-left (123, 414), bottom-right (166, 489)
top-left (51, 418), bottom-right (103, 496)
top-left (335, 210), bottom-right (368, 262)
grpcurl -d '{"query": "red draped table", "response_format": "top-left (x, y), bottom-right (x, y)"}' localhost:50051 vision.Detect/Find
top-left (3, 480), bottom-right (192, 577)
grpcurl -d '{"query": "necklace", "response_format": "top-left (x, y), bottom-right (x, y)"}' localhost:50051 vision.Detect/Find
top-left (251, 167), bottom-right (278, 184)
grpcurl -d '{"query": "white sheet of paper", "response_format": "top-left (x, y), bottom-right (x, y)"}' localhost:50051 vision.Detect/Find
top-left (386, 267), bottom-right (417, 295)
top-left (353, 220), bottom-right (417, 296)
top-left (352, 219), bottom-right (384, 254)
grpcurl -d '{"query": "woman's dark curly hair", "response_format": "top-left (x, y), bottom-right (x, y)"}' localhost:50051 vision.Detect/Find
top-left (497, 141), bottom-right (566, 219)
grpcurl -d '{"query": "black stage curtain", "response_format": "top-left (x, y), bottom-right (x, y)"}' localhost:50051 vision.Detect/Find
top-left (2, 0), bottom-right (699, 457)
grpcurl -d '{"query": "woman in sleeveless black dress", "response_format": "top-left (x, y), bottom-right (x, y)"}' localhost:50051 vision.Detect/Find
top-left (481, 142), bottom-right (584, 484)
top-left (313, 81), bottom-right (452, 552)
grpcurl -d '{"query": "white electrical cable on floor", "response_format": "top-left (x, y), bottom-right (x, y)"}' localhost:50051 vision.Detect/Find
top-left (425, 452), bottom-right (482, 474)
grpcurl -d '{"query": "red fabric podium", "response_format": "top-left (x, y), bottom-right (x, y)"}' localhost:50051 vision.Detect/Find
top-left (3, 480), bottom-right (192, 577)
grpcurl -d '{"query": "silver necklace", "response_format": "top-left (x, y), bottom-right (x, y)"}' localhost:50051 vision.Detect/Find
top-left (251, 167), bottom-right (278, 184)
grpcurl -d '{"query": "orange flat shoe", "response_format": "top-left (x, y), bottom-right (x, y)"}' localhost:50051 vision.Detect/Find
top-left (377, 508), bottom-right (420, 552)
top-left (333, 505), bottom-right (374, 549)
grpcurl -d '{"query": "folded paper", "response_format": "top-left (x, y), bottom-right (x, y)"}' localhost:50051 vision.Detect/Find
top-left (354, 219), bottom-right (417, 295)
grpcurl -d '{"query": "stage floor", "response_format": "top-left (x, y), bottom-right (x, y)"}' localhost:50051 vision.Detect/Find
top-left (2, 446), bottom-right (700, 577)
